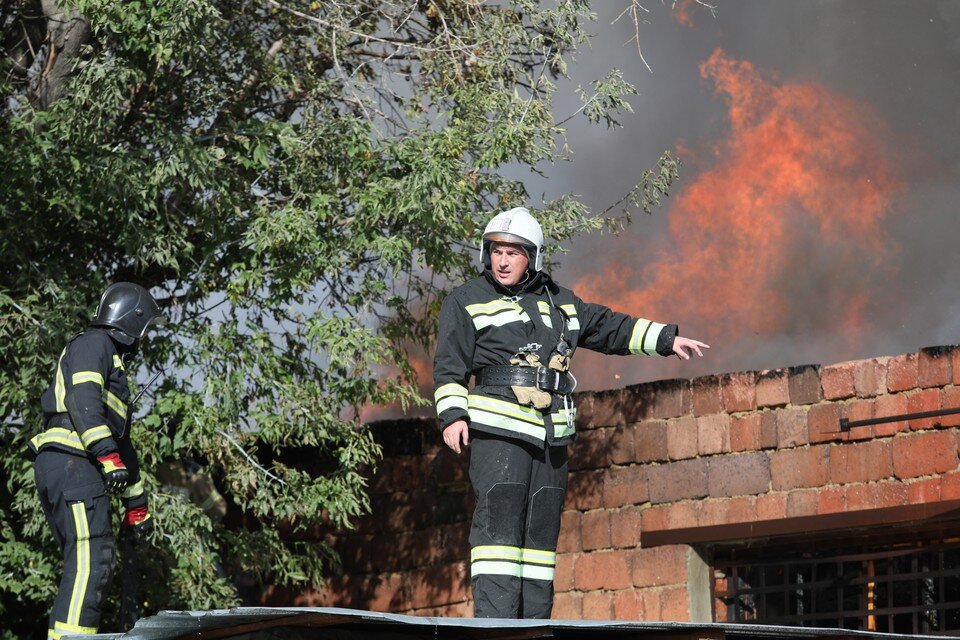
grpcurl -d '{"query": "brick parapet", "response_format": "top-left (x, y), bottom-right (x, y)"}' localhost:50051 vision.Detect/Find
top-left (273, 345), bottom-right (960, 621)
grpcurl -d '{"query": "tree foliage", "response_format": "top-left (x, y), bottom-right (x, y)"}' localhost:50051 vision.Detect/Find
top-left (0, 0), bottom-right (679, 635)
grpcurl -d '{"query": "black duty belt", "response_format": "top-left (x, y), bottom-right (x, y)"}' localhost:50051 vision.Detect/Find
top-left (45, 413), bottom-right (73, 429)
top-left (476, 365), bottom-right (575, 395)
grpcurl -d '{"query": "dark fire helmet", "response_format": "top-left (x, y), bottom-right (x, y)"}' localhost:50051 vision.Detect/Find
top-left (91, 282), bottom-right (167, 345)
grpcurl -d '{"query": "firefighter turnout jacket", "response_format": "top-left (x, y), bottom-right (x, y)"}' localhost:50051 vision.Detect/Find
top-left (433, 270), bottom-right (677, 446)
top-left (30, 328), bottom-right (147, 512)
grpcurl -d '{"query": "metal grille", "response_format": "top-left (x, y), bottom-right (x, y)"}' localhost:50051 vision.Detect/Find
top-left (714, 541), bottom-right (960, 634)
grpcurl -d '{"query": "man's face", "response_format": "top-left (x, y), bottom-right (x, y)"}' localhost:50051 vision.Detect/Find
top-left (490, 242), bottom-right (530, 286)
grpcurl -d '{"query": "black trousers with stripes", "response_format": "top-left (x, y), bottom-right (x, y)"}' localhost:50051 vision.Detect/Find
top-left (468, 432), bottom-right (568, 619)
top-left (34, 449), bottom-right (116, 637)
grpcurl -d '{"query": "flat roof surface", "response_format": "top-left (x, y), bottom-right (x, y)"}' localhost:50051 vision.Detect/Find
top-left (65, 607), bottom-right (952, 640)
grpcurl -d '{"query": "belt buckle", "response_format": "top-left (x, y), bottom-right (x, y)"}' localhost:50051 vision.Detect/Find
top-left (536, 366), bottom-right (560, 393)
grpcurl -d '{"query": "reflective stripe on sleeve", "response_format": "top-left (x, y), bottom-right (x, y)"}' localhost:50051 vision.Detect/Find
top-left (103, 390), bottom-right (127, 420)
top-left (68, 503), bottom-right (91, 625)
top-left (434, 383), bottom-right (469, 414)
top-left (54, 349), bottom-right (68, 413)
top-left (122, 480), bottom-right (145, 500)
top-left (79, 425), bottom-right (112, 448)
top-left (71, 371), bottom-right (104, 388)
top-left (629, 319), bottom-right (666, 356)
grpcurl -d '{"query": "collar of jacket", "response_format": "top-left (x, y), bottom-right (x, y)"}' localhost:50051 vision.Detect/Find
top-left (482, 268), bottom-right (554, 296)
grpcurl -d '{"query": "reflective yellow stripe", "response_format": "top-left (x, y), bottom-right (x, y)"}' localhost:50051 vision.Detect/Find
top-left (560, 304), bottom-right (578, 317)
top-left (434, 383), bottom-right (468, 401)
top-left (465, 298), bottom-right (520, 316)
top-left (471, 309), bottom-right (529, 330)
top-left (468, 395), bottom-right (544, 425)
top-left (113, 354), bottom-right (125, 371)
top-left (468, 409), bottom-right (547, 440)
top-left (68, 503), bottom-right (90, 625)
top-left (437, 396), bottom-right (468, 414)
top-left (71, 371), bottom-right (104, 388)
top-left (122, 480), bottom-right (145, 499)
top-left (537, 301), bottom-right (553, 329)
top-left (55, 349), bottom-right (67, 413)
top-left (522, 548), bottom-right (557, 566)
top-left (520, 564), bottom-right (554, 580)
top-left (200, 492), bottom-right (221, 511)
top-left (48, 630), bottom-right (61, 640)
top-left (551, 407), bottom-right (577, 439)
top-left (30, 428), bottom-right (85, 453)
top-left (103, 390), bottom-right (127, 419)
top-left (79, 425), bottom-right (111, 447)
top-left (472, 545), bottom-right (522, 562)
top-left (629, 318), bottom-right (665, 356)
top-left (54, 621), bottom-right (97, 635)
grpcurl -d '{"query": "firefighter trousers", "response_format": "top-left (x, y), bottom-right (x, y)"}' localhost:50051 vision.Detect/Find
top-left (34, 449), bottom-right (116, 639)
top-left (468, 432), bottom-right (568, 619)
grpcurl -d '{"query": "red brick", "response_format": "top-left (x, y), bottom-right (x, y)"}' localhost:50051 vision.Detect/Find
top-left (908, 388), bottom-right (940, 430)
top-left (788, 364), bottom-right (822, 405)
top-left (908, 477), bottom-right (941, 504)
top-left (636, 588), bottom-right (664, 620)
top-left (558, 510), bottom-right (582, 553)
top-left (611, 506), bottom-right (642, 548)
top-left (407, 563), bottom-right (469, 608)
top-left (569, 427), bottom-right (606, 471)
top-left (698, 413), bottom-right (731, 455)
top-left (756, 492), bottom-right (787, 520)
top-left (887, 353), bottom-right (918, 392)
top-left (722, 371), bottom-right (758, 412)
top-left (844, 484), bottom-right (874, 511)
top-left (582, 590), bottom-right (614, 620)
top-left (666, 416), bottom-right (698, 460)
top-left (582, 510), bottom-right (612, 551)
top-left (576, 388), bottom-right (625, 428)
top-left (874, 481), bottom-right (908, 508)
top-left (632, 546), bottom-right (688, 588)
top-left (624, 379), bottom-right (691, 421)
top-left (554, 553), bottom-right (577, 591)
top-left (552, 591), bottom-right (582, 619)
top-left (612, 589), bottom-right (648, 620)
top-left (576, 549), bottom-right (633, 591)
top-left (830, 440), bottom-right (893, 484)
top-left (919, 347), bottom-right (954, 388)
top-left (567, 470), bottom-right (603, 510)
top-left (839, 399), bottom-right (876, 440)
top-left (776, 407), bottom-right (809, 448)
top-left (818, 486), bottom-right (846, 514)
top-left (874, 393), bottom-right (909, 436)
top-left (692, 375), bottom-right (723, 416)
top-left (636, 420), bottom-right (669, 463)
top-left (757, 369), bottom-right (789, 407)
top-left (893, 431), bottom-right (958, 478)
top-left (698, 499), bottom-right (729, 527)
top-left (640, 505), bottom-right (669, 533)
top-left (942, 387), bottom-right (960, 427)
top-left (647, 458), bottom-right (708, 504)
top-left (609, 424), bottom-right (637, 465)
top-left (955, 350), bottom-right (960, 385)
top-left (760, 411), bottom-right (778, 449)
top-left (941, 472), bottom-right (960, 500)
top-left (808, 403), bottom-right (842, 443)
top-left (770, 446), bottom-right (828, 490)
top-left (786, 488), bottom-right (819, 517)
top-left (602, 465), bottom-right (648, 508)
top-left (731, 413), bottom-right (762, 452)
top-left (707, 452), bottom-right (771, 497)
top-left (727, 495), bottom-right (757, 523)
top-left (660, 585), bottom-right (691, 621)
top-left (822, 362), bottom-right (856, 400)
top-left (854, 357), bottom-right (887, 398)
top-left (665, 501), bottom-right (701, 529)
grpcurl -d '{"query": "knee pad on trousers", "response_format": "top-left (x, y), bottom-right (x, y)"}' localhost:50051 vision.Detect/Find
top-left (526, 486), bottom-right (565, 548)
top-left (485, 482), bottom-right (527, 543)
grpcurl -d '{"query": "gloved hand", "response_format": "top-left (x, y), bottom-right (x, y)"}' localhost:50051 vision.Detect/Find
top-left (97, 453), bottom-right (129, 494)
top-left (122, 505), bottom-right (153, 541)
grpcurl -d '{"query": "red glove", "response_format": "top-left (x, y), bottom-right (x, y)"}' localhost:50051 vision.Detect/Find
top-left (97, 453), bottom-right (129, 494)
top-left (122, 506), bottom-right (153, 540)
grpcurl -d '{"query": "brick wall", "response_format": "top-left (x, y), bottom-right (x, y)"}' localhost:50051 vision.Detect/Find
top-left (264, 345), bottom-right (960, 620)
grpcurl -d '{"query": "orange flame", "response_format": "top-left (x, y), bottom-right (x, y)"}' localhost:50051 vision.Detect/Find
top-left (573, 49), bottom-right (904, 383)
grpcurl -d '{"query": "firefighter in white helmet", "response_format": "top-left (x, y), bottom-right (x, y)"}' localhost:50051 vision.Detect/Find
top-left (433, 207), bottom-right (708, 618)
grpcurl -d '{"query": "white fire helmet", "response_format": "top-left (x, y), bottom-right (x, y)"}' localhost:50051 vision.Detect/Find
top-left (479, 207), bottom-right (544, 272)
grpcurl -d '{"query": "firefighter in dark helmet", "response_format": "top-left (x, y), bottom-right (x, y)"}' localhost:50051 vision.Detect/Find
top-left (433, 208), bottom-right (709, 619)
top-left (29, 282), bottom-right (166, 639)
